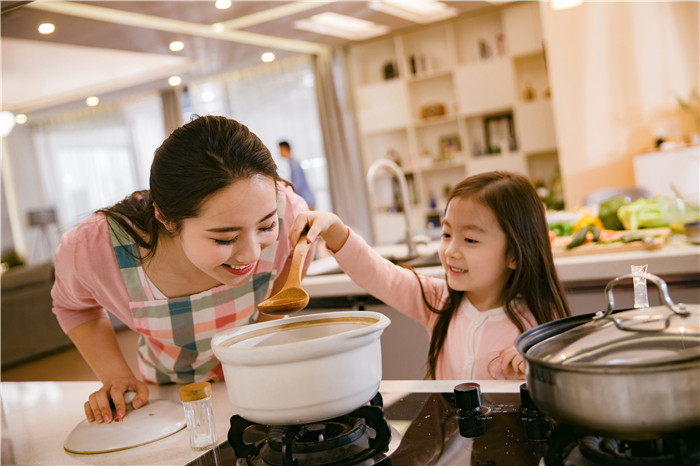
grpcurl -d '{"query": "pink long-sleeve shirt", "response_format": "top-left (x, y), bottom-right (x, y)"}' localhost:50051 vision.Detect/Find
top-left (331, 229), bottom-right (537, 380)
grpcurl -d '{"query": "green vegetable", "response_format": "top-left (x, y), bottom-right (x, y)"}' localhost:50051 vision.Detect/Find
top-left (549, 222), bottom-right (572, 237)
top-left (616, 198), bottom-right (669, 230)
top-left (597, 195), bottom-right (627, 230)
top-left (566, 225), bottom-right (601, 249)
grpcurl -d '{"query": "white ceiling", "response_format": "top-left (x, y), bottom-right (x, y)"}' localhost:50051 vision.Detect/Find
top-left (2, 37), bottom-right (196, 111)
top-left (0, 1), bottom-right (494, 115)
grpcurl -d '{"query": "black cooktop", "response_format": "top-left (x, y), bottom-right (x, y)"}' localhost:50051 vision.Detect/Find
top-left (186, 388), bottom-right (546, 466)
top-left (186, 386), bottom-right (700, 466)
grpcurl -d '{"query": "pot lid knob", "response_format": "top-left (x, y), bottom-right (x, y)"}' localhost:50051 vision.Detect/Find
top-left (454, 382), bottom-right (482, 411)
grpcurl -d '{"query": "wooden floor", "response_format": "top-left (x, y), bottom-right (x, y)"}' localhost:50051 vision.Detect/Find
top-left (1, 328), bottom-right (140, 382)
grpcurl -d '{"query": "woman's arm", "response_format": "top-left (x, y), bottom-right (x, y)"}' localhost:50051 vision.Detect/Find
top-left (67, 318), bottom-right (149, 423)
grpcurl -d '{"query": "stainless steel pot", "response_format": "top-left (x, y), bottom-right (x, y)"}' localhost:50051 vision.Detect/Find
top-left (516, 273), bottom-right (700, 439)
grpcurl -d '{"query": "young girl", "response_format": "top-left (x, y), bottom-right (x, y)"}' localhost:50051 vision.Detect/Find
top-left (291, 171), bottom-right (570, 380)
top-left (51, 115), bottom-right (313, 424)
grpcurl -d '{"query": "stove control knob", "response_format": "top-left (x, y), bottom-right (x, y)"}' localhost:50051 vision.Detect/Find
top-left (454, 382), bottom-right (482, 410)
top-left (454, 383), bottom-right (486, 438)
top-left (519, 383), bottom-right (552, 441)
top-left (519, 383), bottom-right (539, 412)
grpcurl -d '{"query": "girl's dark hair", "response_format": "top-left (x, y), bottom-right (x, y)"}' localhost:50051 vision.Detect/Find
top-left (98, 115), bottom-right (280, 257)
top-left (421, 171), bottom-right (570, 379)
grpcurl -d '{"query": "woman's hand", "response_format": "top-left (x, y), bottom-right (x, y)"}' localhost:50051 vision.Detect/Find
top-left (290, 211), bottom-right (350, 253)
top-left (84, 377), bottom-right (149, 423)
top-left (500, 346), bottom-right (526, 380)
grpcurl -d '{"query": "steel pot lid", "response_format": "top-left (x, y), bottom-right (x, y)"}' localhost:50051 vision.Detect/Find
top-left (526, 273), bottom-right (700, 367)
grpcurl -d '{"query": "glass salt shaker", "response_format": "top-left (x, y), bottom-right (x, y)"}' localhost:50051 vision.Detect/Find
top-left (179, 381), bottom-right (217, 451)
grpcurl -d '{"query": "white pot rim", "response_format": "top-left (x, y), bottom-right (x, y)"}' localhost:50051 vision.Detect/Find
top-left (212, 311), bottom-right (390, 365)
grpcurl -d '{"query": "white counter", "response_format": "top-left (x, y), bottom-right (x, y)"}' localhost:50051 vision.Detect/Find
top-left (0, 380), bottom-right (522, 465)
top-left (302, 237), bottom-right (700, 299)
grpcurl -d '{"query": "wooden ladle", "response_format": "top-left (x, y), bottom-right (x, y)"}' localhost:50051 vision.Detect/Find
top-left (257, 231), bottom-right (312, 316)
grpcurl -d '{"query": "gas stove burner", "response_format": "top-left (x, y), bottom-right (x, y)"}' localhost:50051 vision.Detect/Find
top-left (577, 434), bottom-right (700, 466)
top-left (543, 425), bottom-right (700, 466)
top-left (228, 394), bottom-right (398, 466)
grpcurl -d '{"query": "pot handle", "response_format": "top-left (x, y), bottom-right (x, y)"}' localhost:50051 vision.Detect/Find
top-left (595, 272), bottom-right (690, 332)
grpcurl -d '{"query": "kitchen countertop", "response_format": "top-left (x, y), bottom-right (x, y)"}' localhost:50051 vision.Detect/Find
top-left (0, 380), bottom-right (523, 465)
top-left (302, 236), bottom-right (700, 298)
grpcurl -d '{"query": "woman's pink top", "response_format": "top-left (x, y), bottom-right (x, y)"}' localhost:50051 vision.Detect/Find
top-left (51, 184), bottom-right (310, 383)
top-left (331, 229), bottom-right (537, 380)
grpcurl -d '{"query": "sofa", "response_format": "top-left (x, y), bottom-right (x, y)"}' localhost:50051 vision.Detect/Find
top-left (1, 261), bottom-right (72, 368)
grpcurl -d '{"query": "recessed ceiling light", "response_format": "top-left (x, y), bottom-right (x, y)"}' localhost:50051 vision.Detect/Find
top-left (261, 52), bottom-right (276, 63)
top-left (86, 96), bottom-right (99, 107)
top-left (169, 41), bottom-right (185, 52)
top-left (38, 23), bottom-right (55, 34)
top-left (294, 12), bottom-right (389, 41)
top-left (215, 0), bottom-right (232, 10)
top-left (168, 76), bottom-right (182, 87)
top-left (368, 0), bottom-right (458, 24)
top-left (15, 114), bottom-right (28, 125)
top-left (550, 0), bottom-right (583, 10)
top-left (201, 91), bottom-right (216, 103)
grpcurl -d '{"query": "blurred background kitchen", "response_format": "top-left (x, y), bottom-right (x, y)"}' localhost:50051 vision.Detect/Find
top-left (1, 1), bottom-right (698, 378)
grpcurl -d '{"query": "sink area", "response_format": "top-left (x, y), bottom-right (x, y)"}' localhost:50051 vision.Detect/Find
top-left (305, 247), bottom-right (442, 277)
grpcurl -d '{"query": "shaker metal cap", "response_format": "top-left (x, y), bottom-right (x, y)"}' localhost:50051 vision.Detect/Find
top-left (179, 381), bottom-right (212, 402)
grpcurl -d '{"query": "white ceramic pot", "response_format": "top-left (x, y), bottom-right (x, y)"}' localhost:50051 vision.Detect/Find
top-left (211, 311), bottom-right (391, 425)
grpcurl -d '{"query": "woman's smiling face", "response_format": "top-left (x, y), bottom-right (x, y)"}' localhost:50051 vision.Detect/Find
top-left (176, 174), bottom-right (279, 286)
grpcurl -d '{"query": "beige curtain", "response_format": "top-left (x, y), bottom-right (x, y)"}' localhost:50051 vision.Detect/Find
top-left (313, 48), bottom-right (373, 242)
top-left (160, 88), bottom-right (183, 136)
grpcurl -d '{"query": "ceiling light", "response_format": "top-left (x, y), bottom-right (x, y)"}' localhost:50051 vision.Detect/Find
top-left (211, 22), bottom-right (226, 32)
top-left (38, 23), bottom-right (55, 34)
top-left (15, 114), bottom-right (28, 125)
top-left (261, 52), bottom-right (276, 63)
top-left (169, 41), bottom-right (184, 52)
top-left (1, 111), bottom-right (16, 137)
top-left (550, 0), bottom-right (583, 10)
top-left (368, 0), bottom-right (458, 24)
top-left (294, 12), bottom-right (389, 41)
top-left (215, 0), bottom-right (232, 10)
top-left (168, 76), bottom-right (182, 86)
top-left (86, 96), bottom-right (99, 107)
top-left (200, 91), bottom-right (216, 103)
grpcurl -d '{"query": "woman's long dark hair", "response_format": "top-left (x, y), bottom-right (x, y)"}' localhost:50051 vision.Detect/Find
top-left (98, 115), bottom-right (280, 258)
top-left (421, 171), bottom-right (570, 379)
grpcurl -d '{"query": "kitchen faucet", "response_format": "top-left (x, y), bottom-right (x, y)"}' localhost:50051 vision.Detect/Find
top-left (366, 158), bottom-right (417, 259)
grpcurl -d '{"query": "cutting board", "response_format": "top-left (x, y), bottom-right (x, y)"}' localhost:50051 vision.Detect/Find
top-left (63, 399), bottom-right (186, 454)
top-left (551, 228), bottom-right (672, 257)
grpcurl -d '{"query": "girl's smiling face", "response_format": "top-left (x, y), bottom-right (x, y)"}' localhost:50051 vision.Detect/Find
top-left (176, 174), bottom-right (279, 287)
top-left (438, 196), bottom-right (516, 311)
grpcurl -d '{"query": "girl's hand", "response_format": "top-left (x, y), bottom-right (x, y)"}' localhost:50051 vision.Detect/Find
top-left (84, 377), bottom-right (149, 423)
top-left (290, 211), bottom-right (350, 253)
top-left (500, 346), bottom-right (526, 380)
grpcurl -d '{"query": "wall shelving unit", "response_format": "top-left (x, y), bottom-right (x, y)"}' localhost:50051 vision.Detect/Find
top-left (348, 2), bottom-right (561, 244)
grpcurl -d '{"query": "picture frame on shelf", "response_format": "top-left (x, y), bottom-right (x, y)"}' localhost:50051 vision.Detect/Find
top-left (484, 113), bottom-right (517, 155)
top-left (438, 135), bottom-right (461, 161)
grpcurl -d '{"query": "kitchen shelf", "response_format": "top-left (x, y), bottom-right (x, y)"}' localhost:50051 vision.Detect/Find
top-left (348, 2), bottom-right (561, 244)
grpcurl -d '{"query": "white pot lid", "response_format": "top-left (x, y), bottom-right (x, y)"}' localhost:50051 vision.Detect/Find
top-left (63, 399), bottom-right (186, 454)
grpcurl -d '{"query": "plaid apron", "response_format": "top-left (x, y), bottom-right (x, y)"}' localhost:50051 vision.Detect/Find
top-left (108, 196), bottom-right (285, 384)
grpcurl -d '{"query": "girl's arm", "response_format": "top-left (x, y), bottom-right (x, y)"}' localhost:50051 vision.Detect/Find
top-left (67, 318), bottom-right (149, 423)
top-left (290, 212), bottom-right (445, 327)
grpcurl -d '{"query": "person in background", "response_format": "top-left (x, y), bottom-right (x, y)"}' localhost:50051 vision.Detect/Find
top-left (278, 140), bottom-right (316, 209)
top-left (51, 115), bottom-right (313, 424)
top-left (290, 171), bottom-right (570, 380)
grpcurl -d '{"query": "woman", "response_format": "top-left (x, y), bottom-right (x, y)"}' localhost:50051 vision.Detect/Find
top-left (51, 115), bottom-right (313, 424)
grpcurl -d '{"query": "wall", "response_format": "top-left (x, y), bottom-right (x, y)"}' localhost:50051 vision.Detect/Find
top-left (541, 1), bottom-right (699, 209)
